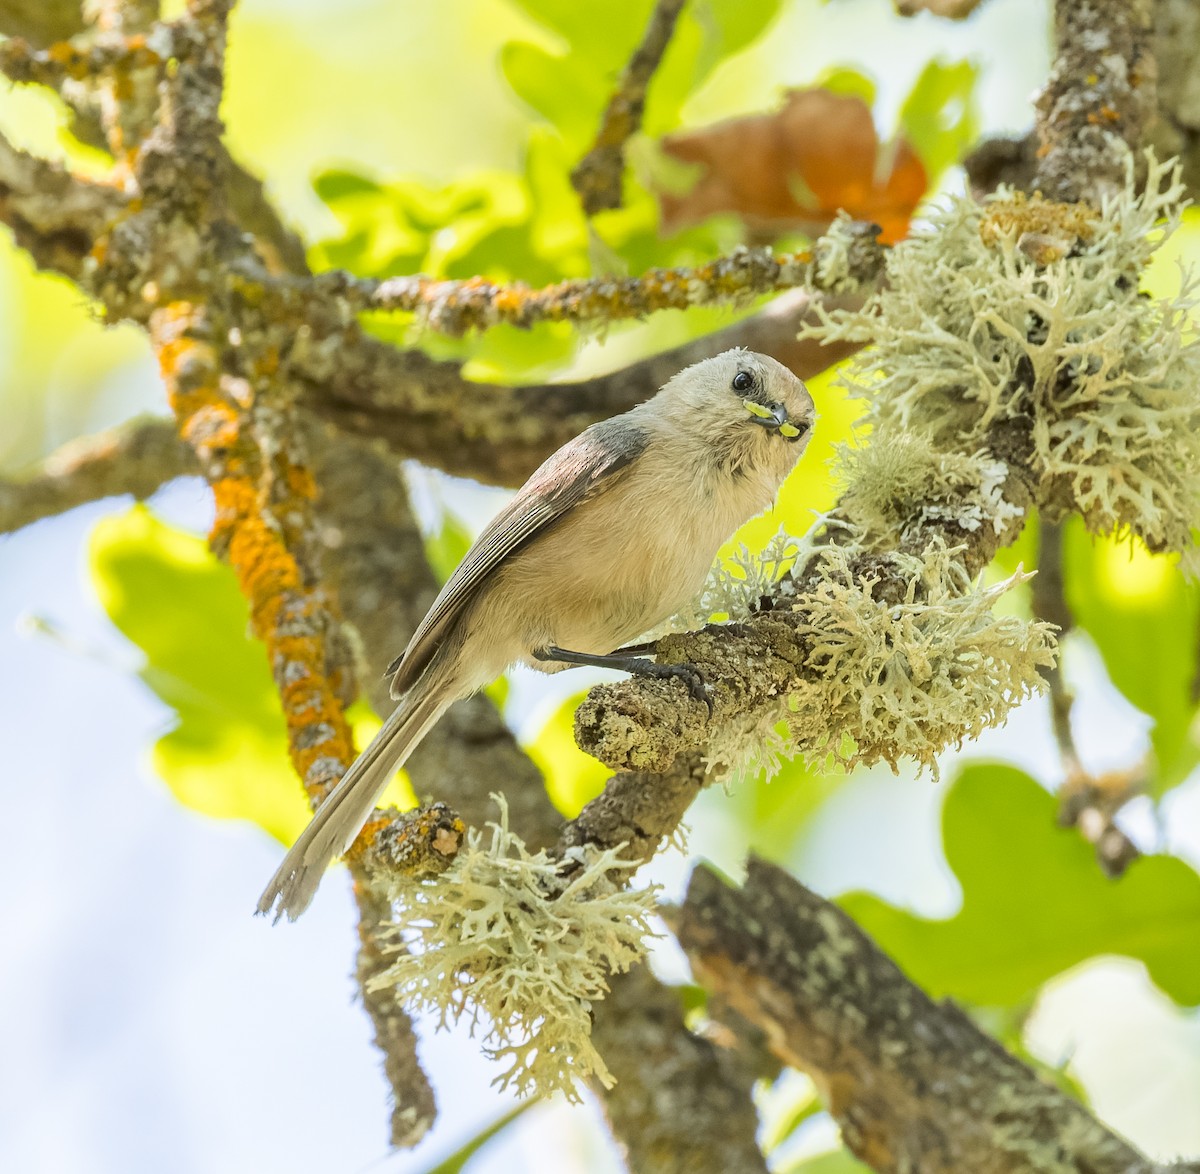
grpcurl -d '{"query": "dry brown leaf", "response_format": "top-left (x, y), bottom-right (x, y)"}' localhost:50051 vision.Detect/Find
top-left (658, 88), bottom-right (928, 245)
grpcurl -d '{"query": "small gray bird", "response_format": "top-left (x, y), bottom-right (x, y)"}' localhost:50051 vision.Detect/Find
top-left (258, 348), bottom-right (815, 919)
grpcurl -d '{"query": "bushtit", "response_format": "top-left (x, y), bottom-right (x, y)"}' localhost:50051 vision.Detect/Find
top-left (258, 348), bottom-right (815, 919)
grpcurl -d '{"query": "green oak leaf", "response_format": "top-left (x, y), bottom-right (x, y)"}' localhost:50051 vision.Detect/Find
top-left (898, 58), bottom-right (980, 183)
top-left (1064, 517), bottom-right (1200, 795)
top-left (842, 763), bottom-right (1200, 1007)
top-left (89, 506), bottom-right (312, 844)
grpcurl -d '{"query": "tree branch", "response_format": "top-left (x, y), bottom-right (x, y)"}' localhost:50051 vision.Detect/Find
top-left (1035, 0), bottom-right (1155, 202)
top-left (590, 965), bottom-right (769, 1174)
top-left (1032, 521), bottom-right (1142, 877)
top-left (674, 858), bottom-right (1161, 1174)
top-left (0, 416), bottom-right (196, 534)
top-left (315, 228), bottom-right (882, 335)
top-left (0, 128), bottom-right (127, 279)
top-left (570, 0), bottom-right (687, 216)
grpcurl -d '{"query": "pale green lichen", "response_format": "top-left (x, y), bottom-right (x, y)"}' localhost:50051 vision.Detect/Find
top-left (371, 798), bottom-right (658, 1100)
top-left (836, 433), bottom-right (1025, 547)
top-left (789, 540), bottom-right (1055, 774)
top-left (706, 538), bottom-right (1057, 781)
top-left (811, 211), bottom-right (876, 293)
top-left (808, 154), bottom-right (1200, 566)
top-left (693, 530), bottom-right (802, 622)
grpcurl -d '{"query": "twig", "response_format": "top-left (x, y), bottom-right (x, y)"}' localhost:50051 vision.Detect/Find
top-left (355, 887), bottom-right (438, 1147)
top-left (1031, 520), bottom-right (1080, 774)
top-left (0, 31), bottom-right (165, 87)
top-left (1033, 521), bottom-right (1142, 876)
top-left (304, 221), bottom-right (884, 335)
top-left (675, 858), bottom-right (1161, 1174)
top-left (570, 0), bottom-right (686, 216)
top-left (0, 417), bottom-right (196, 535)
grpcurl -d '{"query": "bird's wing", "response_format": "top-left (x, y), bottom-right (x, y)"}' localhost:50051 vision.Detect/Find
top-left (388, 417), bottom-right (649, 696)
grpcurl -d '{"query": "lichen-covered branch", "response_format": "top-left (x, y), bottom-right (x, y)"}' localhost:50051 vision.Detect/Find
top-left (355, 888), bottom-right (439, 1148)
top-left (0, 29), bottom-right (165, 88)
top-left (675, 858), bottom-right (1159, 1174)
top-left (970, 4), bottom-right (1198, 202)
top-left (0, 417), bottom-right (195, 534)
top-left (554, 753), bottom-right (706, 865)
top-left (1035, 0), bottom-right (1155, 202)
top-left (0, 127), bottom-right (127, 279)
top-left (589, 965), bottom-right (769, 1174)
top-left (318, 224), bottom-right (882, 335)
top-left (576, 162), bottom-right (1197, 781)
top-left (570, 0), bottom-right (686, 216)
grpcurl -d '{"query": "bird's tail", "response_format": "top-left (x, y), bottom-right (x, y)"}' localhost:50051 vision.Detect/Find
top-left (256, 676), bottom-right (454, 922)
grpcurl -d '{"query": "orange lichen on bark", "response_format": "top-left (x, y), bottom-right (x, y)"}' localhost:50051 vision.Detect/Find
top-left (153, 300), bottom-right (356, 806)
top-left (367, 246), bottom-right (817, 335)
top-left (978, 191), bottom-right (1100, 247)
top-left (352, 804), bottom-right (466, 874)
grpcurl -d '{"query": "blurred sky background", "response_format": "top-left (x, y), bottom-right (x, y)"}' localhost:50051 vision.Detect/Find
top-left (2, 0), bottom-right (1200, 1171)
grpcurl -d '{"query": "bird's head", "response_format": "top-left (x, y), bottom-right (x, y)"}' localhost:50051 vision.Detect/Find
top-left (657, 348), bottom-right (816, 478)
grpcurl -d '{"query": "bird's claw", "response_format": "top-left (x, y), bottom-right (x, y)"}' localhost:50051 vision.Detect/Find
top-left (651, 662), bottom-right (714, 717)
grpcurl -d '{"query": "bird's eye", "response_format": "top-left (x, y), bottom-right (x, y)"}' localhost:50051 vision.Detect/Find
top-left (732, 371), bottom-right (754, 392)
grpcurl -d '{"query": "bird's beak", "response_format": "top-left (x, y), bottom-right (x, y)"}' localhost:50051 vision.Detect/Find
top-left (744, 399), bottom-right (805, 440)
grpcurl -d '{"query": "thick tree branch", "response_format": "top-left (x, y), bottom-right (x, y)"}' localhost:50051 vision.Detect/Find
top-left (0, 416), bottom-right (196, 534)
top-left (570, 0), bottom-right (686, 216)
top-left (971, 3), bottom-right (1200, 202)
top-left (590, 964), bottom-right (769, 1174)
top-left (675, 858), bottom-right (1160, 1174)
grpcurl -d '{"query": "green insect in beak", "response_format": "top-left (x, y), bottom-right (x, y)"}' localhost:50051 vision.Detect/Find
top-left (743, 397), bottom-right (804, 439)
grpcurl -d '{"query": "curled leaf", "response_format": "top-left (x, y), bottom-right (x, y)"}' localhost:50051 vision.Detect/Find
top-left (657, 88), bottom-right (927, 244)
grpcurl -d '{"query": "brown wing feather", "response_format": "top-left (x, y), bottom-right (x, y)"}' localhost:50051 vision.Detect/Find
top-left (388, 417), bottom-right (648, 696)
